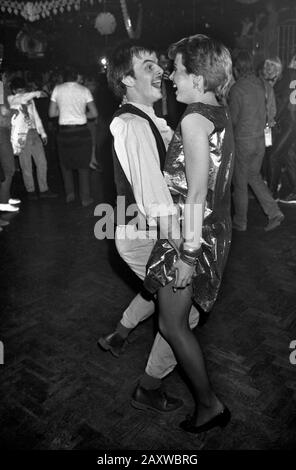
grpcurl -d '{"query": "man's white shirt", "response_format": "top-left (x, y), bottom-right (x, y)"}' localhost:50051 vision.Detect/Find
top-left (110, 102), bottom-right (177, 225)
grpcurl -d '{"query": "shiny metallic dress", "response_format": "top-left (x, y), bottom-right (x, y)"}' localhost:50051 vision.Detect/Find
top-left (146, 102), bottom-right (234, 312)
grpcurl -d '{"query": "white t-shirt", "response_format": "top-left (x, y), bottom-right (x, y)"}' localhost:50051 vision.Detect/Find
top-left (50, 82), bottom-right (93, 125)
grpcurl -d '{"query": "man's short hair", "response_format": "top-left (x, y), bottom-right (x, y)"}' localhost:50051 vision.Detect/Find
top-left (63, 67), bottom-right (80, 83)
top-left (233, 49), bottom-right (254, 77)
top-left (107, 41), bottom-right (156, 98)
top-left (10, 77), bottom-right (26, 92)
top-left (168, 34), bottom-right (232, 99)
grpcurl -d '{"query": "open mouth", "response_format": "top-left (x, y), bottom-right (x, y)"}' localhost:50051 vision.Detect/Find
top-left (152, 80), bottom-right (162, 89)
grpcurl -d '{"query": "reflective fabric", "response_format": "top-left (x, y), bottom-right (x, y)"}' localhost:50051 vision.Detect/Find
top-left (147, 102), bottom-right (234, 312)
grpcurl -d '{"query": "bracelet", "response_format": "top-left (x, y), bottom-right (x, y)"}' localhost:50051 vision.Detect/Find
top-left (182, 242), bottom-right (201, 255)
top-left (179, 244), bottom-right (201, 267)
top-left (180, 252), bottom-right (198, 266)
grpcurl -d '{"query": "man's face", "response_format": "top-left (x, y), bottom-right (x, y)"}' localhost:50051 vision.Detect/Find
top-left (126, 51), bottom-right (163, 106)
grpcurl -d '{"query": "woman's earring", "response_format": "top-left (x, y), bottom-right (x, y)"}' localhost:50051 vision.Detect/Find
top-left (193, 79), bottom-right (201, 91)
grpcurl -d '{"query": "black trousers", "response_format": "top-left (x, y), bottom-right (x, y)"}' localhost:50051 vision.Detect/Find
top-left (269, 124), bottom-right (296, 194)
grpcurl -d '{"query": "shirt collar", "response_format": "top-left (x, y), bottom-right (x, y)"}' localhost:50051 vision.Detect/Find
top-left (127, 101), bottom-right (156, 117)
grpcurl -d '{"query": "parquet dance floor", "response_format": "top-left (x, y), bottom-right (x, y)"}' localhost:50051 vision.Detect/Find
top-left (0, 175), bottom-right (295, 450)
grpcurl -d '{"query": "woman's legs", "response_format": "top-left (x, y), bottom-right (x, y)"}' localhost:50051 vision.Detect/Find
top-left (158, 283), bottom-right (223, 425)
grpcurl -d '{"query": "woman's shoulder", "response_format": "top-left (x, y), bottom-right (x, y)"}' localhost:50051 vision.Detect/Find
top-left (181, 102), bottom-right (226, 133)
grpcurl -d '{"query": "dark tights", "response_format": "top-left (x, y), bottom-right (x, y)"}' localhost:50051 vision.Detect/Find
top-left (158, 282), bottom-right (223, 424)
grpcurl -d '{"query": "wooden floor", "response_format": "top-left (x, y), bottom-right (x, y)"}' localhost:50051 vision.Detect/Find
top-left (0, 169), bottom-right (296, 450)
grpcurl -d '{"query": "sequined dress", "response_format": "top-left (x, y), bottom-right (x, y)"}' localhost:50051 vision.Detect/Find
top-left (148, 102), bottom-right (234, 312)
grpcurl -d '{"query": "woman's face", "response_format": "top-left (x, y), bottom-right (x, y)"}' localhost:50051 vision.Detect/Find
top-left (170, 53), bottom-right (196, 104)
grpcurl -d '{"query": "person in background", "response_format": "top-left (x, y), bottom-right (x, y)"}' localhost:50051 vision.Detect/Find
top-left (154, 51), bottom-right (185, 129)
top-left (0, 69), bottom-right (19, 214)
top-left (259, 57), bottom-right (281, 186)
top-left (229, 50), bottom-right (284, 231)
top-left (270, 55), bottom-right (296, 203)
top-left (8, 77), bottom-right (57, 200)
top-left (49, 67), bottom-right (98, 206)
top-left (84, 74), bottom-right (102, 172)
top-left (0, 158), bottom-right (11, 230)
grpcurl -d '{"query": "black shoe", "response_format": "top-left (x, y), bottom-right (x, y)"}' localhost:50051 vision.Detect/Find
top-left (97, 331), bottom-right (126, 358)
top-left (264, 213), bottom-right (284, 232)
top-left (131, 385), bottom-right (183, 413)
top-left (179, 407), bottom-right (231, 434)
top-left (40, 190), bottom-right (58, 198)
top-left (27, 191), bottom-right (38, 201)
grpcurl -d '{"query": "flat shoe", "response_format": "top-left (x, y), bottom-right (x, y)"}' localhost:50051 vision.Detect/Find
top-left (264, 213), bottom-right (284, 232)
top-left (9, 198), bottom-right (21, 205)
top-left (0, 203), bottom-right (19, 212)
top-left (131, 385), bottom-right (183, 413)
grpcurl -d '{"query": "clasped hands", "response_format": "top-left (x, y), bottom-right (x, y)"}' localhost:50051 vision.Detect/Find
top-left (170, 238), bottom-right (198, 292)
top-left (172, 258), bottom-right (195, 292)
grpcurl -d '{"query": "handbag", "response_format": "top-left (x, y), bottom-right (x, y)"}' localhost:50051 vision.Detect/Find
top-left (143, 239), bottom-right (179, 294)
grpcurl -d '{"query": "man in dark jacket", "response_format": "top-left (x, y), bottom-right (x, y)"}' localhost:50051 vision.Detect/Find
top-left (229, 50), bottom-right (284, 231)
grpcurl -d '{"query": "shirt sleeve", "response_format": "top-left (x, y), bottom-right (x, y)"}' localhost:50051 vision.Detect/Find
top-left (50, 87), bottom-right (57, 103)
top-left (9, 92), bottom-right (41, 106)
top-left (110, 115), bottom-right (176, 222)
top-left (85, 88), bottom-right (94, 104)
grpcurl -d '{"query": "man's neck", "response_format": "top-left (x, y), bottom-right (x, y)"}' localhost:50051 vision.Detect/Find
top-left (126, 94), bottom-right (154, 109)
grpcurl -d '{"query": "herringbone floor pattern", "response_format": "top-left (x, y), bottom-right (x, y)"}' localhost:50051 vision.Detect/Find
top-left (0, 179), bottom-right (296, 450)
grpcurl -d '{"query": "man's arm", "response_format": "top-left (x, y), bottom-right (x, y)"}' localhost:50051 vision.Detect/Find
top-left (8, 91), bottom-right (44, 107)
top-left (48, 100), bottom-right (59, 118)
top-left (86, 101), bottom-right (98, 120)
top-left (32, 101), bottom-right (47, 143)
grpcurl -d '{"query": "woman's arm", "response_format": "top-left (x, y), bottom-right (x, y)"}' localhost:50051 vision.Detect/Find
top-left (182, 112), bottom-right (211, 249)
top-left (173, 112), bottom-right (212, 289)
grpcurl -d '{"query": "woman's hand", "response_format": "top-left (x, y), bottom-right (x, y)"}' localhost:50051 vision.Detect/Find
top-left (172, 258), bottom-right (195, 291)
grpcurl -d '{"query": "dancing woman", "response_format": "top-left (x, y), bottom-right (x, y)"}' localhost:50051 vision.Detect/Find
top-left (145, 35), bottom-right (234, 433)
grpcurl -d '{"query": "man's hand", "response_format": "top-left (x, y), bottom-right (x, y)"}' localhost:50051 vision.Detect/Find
top-left (41, 136), bottom-right (48, 145)
top-left (172, 258), bottom-right (195, 291)
top-left (163, 70), bottom-right (171, 81)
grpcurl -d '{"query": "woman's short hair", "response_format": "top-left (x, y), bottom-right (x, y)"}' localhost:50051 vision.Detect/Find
top-left (168, 34), bottom-right (232, 98)
top-left (233, 50), bottom-right (254, 77)
top-left (107, 41), bottom-right (156, 98)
